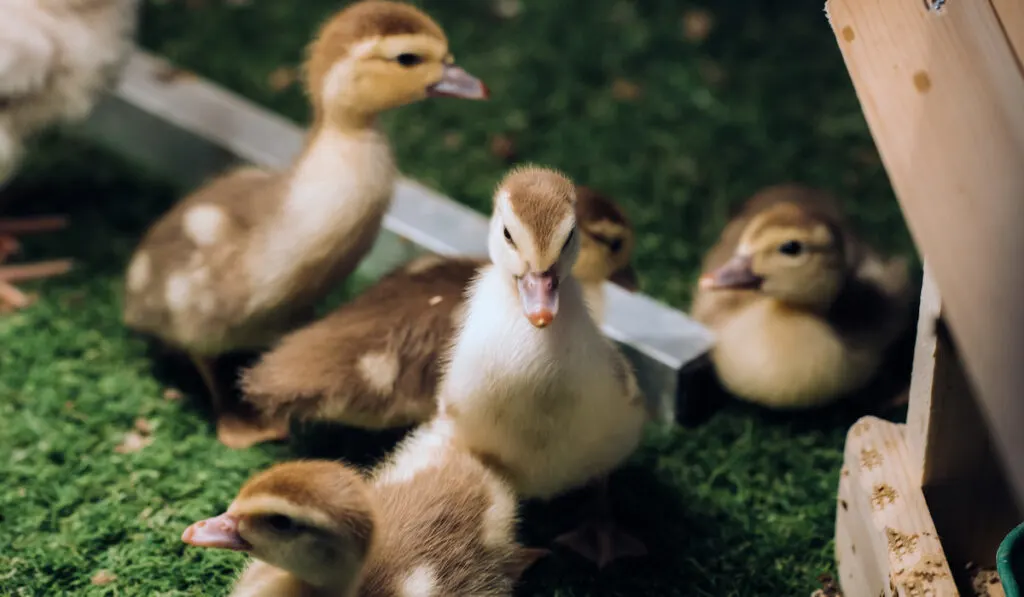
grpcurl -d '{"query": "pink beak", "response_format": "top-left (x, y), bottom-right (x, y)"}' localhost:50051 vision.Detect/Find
top-left (182, 512), bottom-right (251, 552)
top-left (518, 269), bottom-right (559, 328)
top-left (427, 65), bottom-right (489, 100)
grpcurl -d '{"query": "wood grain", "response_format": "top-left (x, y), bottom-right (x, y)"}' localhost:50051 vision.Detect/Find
top-left (826, 0), bottom-right (1024, 509)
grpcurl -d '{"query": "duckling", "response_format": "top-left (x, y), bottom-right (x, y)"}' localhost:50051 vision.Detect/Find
top-left (0, 0), bottom-right (138, 309)
top-left (182, 431), bottom-right (547, 595)
top-left (234, 185), bottom-right (639, 447)
top-left (424, 165), bottom-right (648, 569)
top-left (690, 183), bottom-right (912, 409)
top-left (121, 0), bottom-right (487, 448)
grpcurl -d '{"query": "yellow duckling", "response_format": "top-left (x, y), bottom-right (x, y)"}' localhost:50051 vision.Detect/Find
top-left (691, 184), bottom-right (912, 409)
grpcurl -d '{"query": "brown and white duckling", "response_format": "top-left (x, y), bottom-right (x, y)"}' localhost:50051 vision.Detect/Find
top-left (183, 432), bottom-right (545, 595)
top-left (234, 186), bottom-right (639, 447)
top-left (121, 0), bottom-right (487, 448)
top-left (422, 165), bottom-right (648, 568)
top-left (690, 184), bottom-right (912, 409)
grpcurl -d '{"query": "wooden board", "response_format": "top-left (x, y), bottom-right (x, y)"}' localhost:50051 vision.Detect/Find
top-left (904, 266), bottom-right (1022, 569)
top-left (826, 0), bottom-right (1024, 509)
top-left (834, 416), bottom-right (959, 597)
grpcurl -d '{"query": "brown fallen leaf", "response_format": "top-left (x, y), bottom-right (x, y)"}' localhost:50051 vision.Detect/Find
top-left (134, 417), bottom-right (154, 435)
top-left (267, 67), bottom-right (298, 92)
top-left (611, 78), bottom-right (642, 102)
top-left (91, 570), bottom-right (117, 585)
top-left (115, 431), bottom-right (152, 454)
top-left (682, 9), bottom-right (714, 43)
top-left (163, 388), bottom-right (184, 401)
top-left (489, 134), bottom-right (517, 163)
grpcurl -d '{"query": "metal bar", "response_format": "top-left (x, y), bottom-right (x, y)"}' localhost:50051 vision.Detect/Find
top-left (80, 50), bottom-right (715, 425)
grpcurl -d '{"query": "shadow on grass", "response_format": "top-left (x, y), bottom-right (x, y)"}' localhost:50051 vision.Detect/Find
top-left (515, 463), bottom-right (710, 597)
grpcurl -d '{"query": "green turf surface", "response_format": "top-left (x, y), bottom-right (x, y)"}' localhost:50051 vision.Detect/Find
top-left (1, 0), bottom-right (917, 594)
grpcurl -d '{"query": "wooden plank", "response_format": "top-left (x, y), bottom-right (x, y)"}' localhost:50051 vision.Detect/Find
top-left (991, 0), bottom-right (1024, 66)
top-left (906, 263), bottom-right (942, 485)
top-left (79, 50), bottom-right (716, 425)
top-left (835, 417), bottom-right (959, 597)
top-left (898, 264), bottom-right (1022, 570)
top-left (826, 0), bottom-right (1024, 509)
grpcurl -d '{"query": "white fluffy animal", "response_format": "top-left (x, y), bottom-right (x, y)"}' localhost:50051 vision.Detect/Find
top-left (0, 0), bottom-right (139, 183)
top-left (430, 166), bottom-right (649, 569)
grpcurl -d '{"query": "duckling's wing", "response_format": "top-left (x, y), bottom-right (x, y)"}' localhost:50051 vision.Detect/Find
top-left (240, 258), bottom-right (482, 429)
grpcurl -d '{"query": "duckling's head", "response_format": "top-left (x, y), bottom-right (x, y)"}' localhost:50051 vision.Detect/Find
top-left (490, 165), bottom-right (579, 328)
top-left (305, 0), bottom-right (487, 126)
top-left (700, 202), bottom-right (847, 309)
top-left (182, 461), bottom-right (376, 589)
top-left (572, 186), bottom-right (639, 290)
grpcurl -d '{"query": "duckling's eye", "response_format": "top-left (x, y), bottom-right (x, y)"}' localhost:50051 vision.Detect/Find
top-left (503, 227), bottom-right (515, 247)
top-left (395, 53), bottom-right (424, 67)
top-left (562, 227), bottom-right (576, 252)
top-left (608, 238), bottom-right (623, 253)
top-left (779, 241), bottom-right (804, 256)
top-left (263, 514), bottom-right (298, 533)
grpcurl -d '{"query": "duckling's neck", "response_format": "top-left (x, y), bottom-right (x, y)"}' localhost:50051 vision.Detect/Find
top-left (246, 122), bottom-right (396, 312)
top-left (313, 104), bottom-right (377, 135)
top-left (233, 560), bottom-right (361, 597)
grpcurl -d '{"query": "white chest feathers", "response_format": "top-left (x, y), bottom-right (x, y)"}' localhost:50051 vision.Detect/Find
top-left (440, 268), bottom-right (646, 499)
top-left (246, 127), bottom-right (397, 311)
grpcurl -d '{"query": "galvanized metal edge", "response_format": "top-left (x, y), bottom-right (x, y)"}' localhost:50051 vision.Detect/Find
top-left (81, 50), bottom-right (715, 425)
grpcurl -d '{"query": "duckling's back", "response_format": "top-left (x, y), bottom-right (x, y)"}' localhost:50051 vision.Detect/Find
top-left (359, 422), bottom-right (523, 597)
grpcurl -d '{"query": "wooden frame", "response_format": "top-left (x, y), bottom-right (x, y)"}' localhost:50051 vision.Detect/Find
top-left (826, 0), bottom-right (1024, 594)
top-left (78, 50), bottom-right (715, 426)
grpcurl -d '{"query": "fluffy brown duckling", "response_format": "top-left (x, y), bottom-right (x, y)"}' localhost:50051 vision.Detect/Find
top-left (182, 429), bottom-right (546, 596)
top-left (121, 0), bottom-right (487, 447)
top-left (234, 186), bottom-right (639, 448)
top-left (690, 184), bottom-right (913, 409)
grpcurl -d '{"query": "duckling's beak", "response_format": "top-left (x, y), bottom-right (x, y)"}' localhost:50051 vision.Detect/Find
top-left (182, 512), bottom-right (251, 552)
top-left (427, 65), bottom-right (489, 100)
top-left (518, 269), bottom-right (559, 328)
top-left (699, 255), bottom-right (762, 291)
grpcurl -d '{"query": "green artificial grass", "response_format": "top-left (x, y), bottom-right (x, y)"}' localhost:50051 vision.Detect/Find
top-left (1, 0), bottom-right (918, 595)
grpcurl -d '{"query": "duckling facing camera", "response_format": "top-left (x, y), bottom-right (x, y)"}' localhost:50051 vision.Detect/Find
top-left (691, 184), bottom-right (913, 410)
top-left (424, 165), bottom-right (649, 569)
top-left (235, 185), bottom-right (639, 448)
top-left (121, 0), bottom-right (487, 448)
